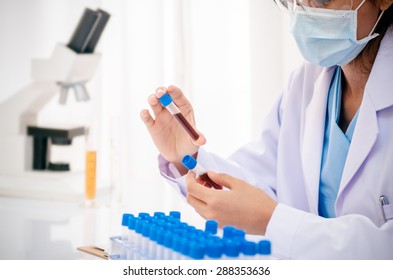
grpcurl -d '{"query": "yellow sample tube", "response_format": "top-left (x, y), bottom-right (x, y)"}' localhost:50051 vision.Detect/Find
top-left (85, 150), bottom-right (97, 201)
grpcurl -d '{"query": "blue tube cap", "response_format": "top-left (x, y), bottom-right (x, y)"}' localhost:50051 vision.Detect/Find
top-left (224, 240), bottom-right (241, 257)
top-left (169, 211), bottom-right (181, 220)
top-left (154, 212), bottom-right (165, 218)
top-left (241, 241), bottom-right (257, 256)
top-left (205, 220), bottom-right (218, 235)
top-left (127, 215), bottom-right (136, 230)
top-left (135, 219), bottom-right (144, 234)
top-left (138, 212), bottom-right (150, 220)
top-left (223, 226), bottom-right (236, 239)
top-left (156, 229), bottom-right (166, 245)
top-left (122, 213), bottom-right (133, 226)
top-left (258, 240), bottom-right (271, 255)
top-left (142, 221), bottom-right (151, 237)
top-left (164, 232), bottom-right (174, 248)
top-left (172, 235), bottom-right (183, 252)
top-left (182, 155), bottom-right (197, 170)
top-left (189, 243), bottom-right (205, 260)
top-left (233, 229), bottom-right (246, 240)
top-left (180, 238), bottom-right (191, 256)
top-left (158, 93), bottom-right (173, 107)
top-left (206, 242), bottom-right (223, 259)
top-left (149, 225), bottom-right (158, 241)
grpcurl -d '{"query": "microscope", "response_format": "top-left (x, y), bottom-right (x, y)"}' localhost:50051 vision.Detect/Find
top-left (0, 8), bottom-right (110, 200)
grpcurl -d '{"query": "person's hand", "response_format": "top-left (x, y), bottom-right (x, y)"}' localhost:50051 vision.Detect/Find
top-left (140, 86), bottom-right (206, 174)
top-left (186, 171), bottom-right (278, 235)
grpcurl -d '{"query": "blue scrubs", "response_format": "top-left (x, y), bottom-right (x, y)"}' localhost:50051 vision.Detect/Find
top-left (318, 67), bottom-right (359, 218)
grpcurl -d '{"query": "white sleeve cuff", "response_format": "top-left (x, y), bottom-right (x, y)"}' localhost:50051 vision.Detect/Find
top-left (265, 203), bottom-right (306, 259)
top-left (158, 154), bottom-right (187, 196)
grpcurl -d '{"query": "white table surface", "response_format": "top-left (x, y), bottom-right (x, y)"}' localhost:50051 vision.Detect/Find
top-left (0, 195), bottom-right (125, 260)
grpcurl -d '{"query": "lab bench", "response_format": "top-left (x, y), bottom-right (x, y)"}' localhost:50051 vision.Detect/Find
top-left (0, 195), bottom-right (122, 260)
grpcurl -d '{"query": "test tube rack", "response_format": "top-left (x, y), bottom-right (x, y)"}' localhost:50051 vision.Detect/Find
top-left (108, 211), bottom-right (272, 260)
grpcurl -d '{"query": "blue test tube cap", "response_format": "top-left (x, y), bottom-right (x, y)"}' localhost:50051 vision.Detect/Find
top-left (180, 237), bottom-right (191, 256)
top-left (154, 212), bottom-right (165, 219)
top-left (233, 229), bottom-right (246, 240)
top-left (138, 212), bottom-right (150, 220)
top-left (127, 215), bottom-right (136, 230)
top-left (241, 241), bottom-right (257, 256)
top-left (258, 240), bottom-right (271, 255)
top-left (205, 220), bottom-right (218, 235)
top-left (194, 229), bottom-right (207, 237)
top-left (156, 228), bottom-right (166, 245)
top-left (149, 225), bottom-right (159, 241)
top-left (206, 241), bottom-right (224, 259)
top-left (142, 221), bottom-right (151, 237)
top-left (163, 232), bottom-right (174, 248)
top-left (182, 155), bottom-right (197, 170)
top-left (186, 225), bottom-right (196, 234)
top-left (189, 243), bottom-right (205, 260)
top-left (172, 235), bottom-right (183, 253)
top-left (121, 213), bottom-right (133, 226)
top-left (224, 240), bottom-right (241, 258)
top-left (158, 93), bottom-right (173, 107)
top-left (169, 211), bottom-right (181, 220)
top-left (206, 235), bottom-right (221, 244)
top-left (135, 219), bottom-right (144, 234)
top-left (223, 226), bottom-right (237, 239)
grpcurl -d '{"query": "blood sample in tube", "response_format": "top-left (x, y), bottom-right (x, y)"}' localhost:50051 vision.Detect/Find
top-left (158, 93), bottom-right (200, 141)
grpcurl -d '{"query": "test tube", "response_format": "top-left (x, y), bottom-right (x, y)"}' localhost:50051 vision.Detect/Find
top-left (85, 123), bottom-right (98, 206)
top-left (121, 213), bottom-right (133, 241)
top-left (158, 93), bottom-right (200, 141)
top-left (182, 155), bottom-right (223, 189)
top-left (85, 148), bottom-right (97, 205)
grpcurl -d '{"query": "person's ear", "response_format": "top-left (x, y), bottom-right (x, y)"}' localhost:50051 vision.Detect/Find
top-left (379, 0), bottom-right (393, 11)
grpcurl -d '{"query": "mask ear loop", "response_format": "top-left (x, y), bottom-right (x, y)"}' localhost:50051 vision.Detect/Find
top-left (354, 0), bottom-right (367, 11)
top-left (368, 10), bottom-right (385, 36)
top-left (354, 0), bottom-right (385, 36)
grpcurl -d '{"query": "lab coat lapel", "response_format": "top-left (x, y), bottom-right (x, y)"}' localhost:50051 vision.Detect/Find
top-left (301, 68), bottom-right (334, 214)
top-left (338, 95), bottom-right (378, 197)
top-left (338, 29), bottom-right (393, 198)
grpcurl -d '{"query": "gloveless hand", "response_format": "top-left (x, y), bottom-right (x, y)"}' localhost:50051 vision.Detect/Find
top-left (186, 170), bottom-right (278, 235)
top-left (140, 85), bottom-right (206, 173)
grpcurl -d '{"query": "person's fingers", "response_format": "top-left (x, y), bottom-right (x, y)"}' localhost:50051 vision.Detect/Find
top-left (155, 86), bottom-right (167, 98)
top-left (140, 109), bottom-right (155, 129)
top-left (148, 94), bottom-right (166, 117)
top-left (166, 85), bottom-right (192, 108)
top-left (186, 193), bottom-right (207, 213)
top-left (206, 171), bottom-right (242, 190)
top-left (186, 172), bottom-right (213, 202)
top-left (191, 131), bottom-right (207, 147)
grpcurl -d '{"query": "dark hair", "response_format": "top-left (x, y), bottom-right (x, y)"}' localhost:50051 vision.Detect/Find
top-left (354, 5), bottom-right (393, 73)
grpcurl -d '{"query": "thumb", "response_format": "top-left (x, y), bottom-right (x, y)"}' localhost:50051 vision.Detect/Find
top-left (191, 132), bottom-right (207, 147)
top-left (207, 171), bottom-right (240, 190)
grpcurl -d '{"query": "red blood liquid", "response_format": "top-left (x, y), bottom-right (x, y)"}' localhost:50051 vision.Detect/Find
top-left (199, 173), bottom-right (223, 190)
top-left (174, 113), bottom-right (199, 141)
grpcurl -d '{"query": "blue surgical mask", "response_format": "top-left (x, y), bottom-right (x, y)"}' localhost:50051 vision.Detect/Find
top-left (290, 0), bottom-right (384, 67)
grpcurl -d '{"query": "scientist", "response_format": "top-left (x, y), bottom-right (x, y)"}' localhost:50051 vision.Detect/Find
top-left (140, 0), bottom-right (393, 259)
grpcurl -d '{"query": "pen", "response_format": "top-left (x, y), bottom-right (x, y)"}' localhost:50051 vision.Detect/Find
top-left (379, 195), bottom-right (389, 222)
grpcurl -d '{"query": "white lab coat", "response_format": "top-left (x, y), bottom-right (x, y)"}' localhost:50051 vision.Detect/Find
top-left (160, 27), bottom-right (393, 259)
